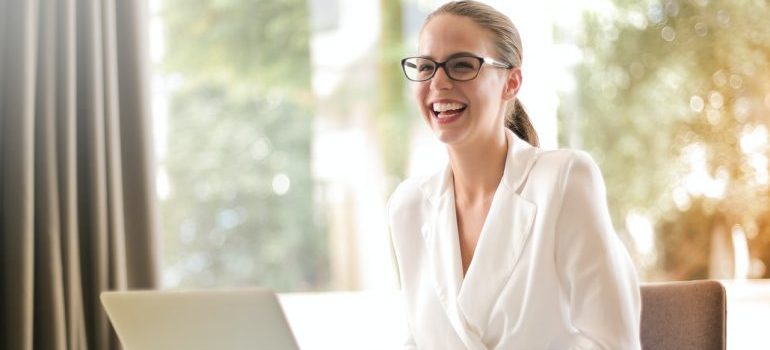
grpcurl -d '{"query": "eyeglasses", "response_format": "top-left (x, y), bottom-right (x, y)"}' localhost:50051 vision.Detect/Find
top-left (400, 55), bottom-right (513, 82)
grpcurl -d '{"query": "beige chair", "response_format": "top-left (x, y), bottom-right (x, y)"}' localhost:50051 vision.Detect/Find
top-left (640, 280), bottom-right (726, 350)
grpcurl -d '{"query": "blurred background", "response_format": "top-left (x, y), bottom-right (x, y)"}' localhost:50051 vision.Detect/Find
top-left (2, 1), bottom-right (767, 349)
top-left (146, 0), bottom-right (770, 347)
top-left (150, 0), bottom-right (770, 292)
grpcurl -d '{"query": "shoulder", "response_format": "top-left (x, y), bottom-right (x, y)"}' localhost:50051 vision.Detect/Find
top-left (535, 148), bottom-right (597, 170)
top-left (386, 173), bottom-right (436, 252)
top-left (388, 177), bottom-right (421, 211)
top-left (386, 173), bottom-right (432, 220)
top-left (529, 149), bottom-right (602, 186)
top-left (560, 149), bottom-right (604, 191)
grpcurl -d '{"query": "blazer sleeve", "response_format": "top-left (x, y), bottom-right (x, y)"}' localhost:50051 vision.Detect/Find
top-left (386, 190), bottom-right (419, 350)
top-left (553, 151), bottom-right (642, 350)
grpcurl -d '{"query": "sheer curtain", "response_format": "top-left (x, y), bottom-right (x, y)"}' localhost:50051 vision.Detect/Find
top-left (0, 0), bottom-right (159, 349)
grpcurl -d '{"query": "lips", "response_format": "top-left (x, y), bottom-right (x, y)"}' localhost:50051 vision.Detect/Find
top-left (430, 100), bottom-right (467, 122)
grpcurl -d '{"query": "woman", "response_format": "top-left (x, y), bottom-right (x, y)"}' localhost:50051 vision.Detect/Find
top-left (387, 1), bottom-right (641, 349)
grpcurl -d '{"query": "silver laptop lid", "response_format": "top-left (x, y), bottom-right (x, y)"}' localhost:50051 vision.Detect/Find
top-left (101, 288), bottom-right (300, 350)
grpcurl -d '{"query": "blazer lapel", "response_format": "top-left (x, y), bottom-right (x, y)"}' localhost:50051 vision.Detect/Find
top-left (419, 130), bottom-right (540, 348)
top-left (456, 190), bottom-right (536, 332)
top-left (457, 130), bottom-right (540, 335)
top-left (420, 166), bottom-right (488, 350)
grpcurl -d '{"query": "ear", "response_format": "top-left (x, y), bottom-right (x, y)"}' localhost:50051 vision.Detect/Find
top-left (502, 67), bottom-right (522, 101)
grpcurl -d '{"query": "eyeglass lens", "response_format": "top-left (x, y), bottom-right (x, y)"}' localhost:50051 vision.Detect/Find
top-left (403, 57), bottom-right (481, 81)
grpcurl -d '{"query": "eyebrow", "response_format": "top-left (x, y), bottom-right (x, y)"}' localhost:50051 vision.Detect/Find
top-left (418, 51), bottom-right (478, 60)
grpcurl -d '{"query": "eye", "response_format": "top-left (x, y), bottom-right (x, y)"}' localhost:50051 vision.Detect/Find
top-left (449, 58), bottom-right (478, 72)
top-left (418, 63), bottom-right (435, 72)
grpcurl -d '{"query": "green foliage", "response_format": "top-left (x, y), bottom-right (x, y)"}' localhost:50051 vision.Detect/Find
top-left (566, 0), bottom-right (770, 279)
top-left (159, 0), bottom-right (327, 291)
top-left (161, 0), bottom-right (311, 92)
top-left (376, 0), bottom-right (410, 189)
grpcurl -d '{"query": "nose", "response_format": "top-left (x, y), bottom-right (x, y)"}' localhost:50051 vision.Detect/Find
top-left (430, 66), bottom-right (453, 90)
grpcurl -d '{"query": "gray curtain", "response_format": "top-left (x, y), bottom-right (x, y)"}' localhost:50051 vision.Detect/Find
top-left (0, 0), bottom-right (160, 349)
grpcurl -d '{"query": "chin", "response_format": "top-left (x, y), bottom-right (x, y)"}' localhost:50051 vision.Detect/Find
top-left (431, 128), bottom-right (468, 146)
top-left (423, 117), bottom-right (465, 147)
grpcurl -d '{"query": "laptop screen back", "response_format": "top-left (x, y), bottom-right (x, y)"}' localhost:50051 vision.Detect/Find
top-left (101, 288), bottom-right (300, 350)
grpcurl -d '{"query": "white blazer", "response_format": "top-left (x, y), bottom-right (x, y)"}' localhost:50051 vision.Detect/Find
top-left (387, 130), bottom-right (641, 350)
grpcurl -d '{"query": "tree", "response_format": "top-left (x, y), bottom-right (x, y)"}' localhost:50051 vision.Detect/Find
top-left (565, 0), bottom-right (770, 280)
top-left (377, 0), bottom-right (410, 189)
top-left (158, 0), bottom-right (328, 291)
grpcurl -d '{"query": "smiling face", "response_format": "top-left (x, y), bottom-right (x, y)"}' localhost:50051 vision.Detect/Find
top-left (415, 14), bottom-right (519, 148)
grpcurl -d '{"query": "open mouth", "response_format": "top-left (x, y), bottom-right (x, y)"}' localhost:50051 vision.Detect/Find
top-left (431, 102), bottom-right (467, 120)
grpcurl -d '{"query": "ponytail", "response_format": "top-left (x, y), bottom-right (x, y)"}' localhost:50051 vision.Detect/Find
top-left (505, 98), bottom-right (539, 147)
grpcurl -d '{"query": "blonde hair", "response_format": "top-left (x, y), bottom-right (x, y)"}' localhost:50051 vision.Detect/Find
top-left (425, 0), bottom-right (539, 146)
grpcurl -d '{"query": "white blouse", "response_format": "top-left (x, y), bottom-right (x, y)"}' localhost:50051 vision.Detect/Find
top-left (387, 130), bottom-right (641, 349)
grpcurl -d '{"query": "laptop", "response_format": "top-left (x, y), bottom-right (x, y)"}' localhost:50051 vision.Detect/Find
top-left (101, 288), bottom-right (301, 350)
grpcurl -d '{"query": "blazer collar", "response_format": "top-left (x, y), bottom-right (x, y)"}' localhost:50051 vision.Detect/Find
top-left (417, 130), bottom-right (539, 348)
top-left (420, 129), bottom-right (540, 204)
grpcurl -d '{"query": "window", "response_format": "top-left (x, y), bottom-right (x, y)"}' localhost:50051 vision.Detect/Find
top-left (152, 0), bottom-right (328, 290)
top-left (150, 0), bottom-right (770, 293)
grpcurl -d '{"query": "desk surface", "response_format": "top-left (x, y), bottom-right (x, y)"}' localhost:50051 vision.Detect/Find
top-left (279, 280), bottom-right (770, 350)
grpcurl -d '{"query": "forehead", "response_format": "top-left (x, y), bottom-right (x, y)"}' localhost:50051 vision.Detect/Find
top-left (418, 14), bottom-right (494, 59)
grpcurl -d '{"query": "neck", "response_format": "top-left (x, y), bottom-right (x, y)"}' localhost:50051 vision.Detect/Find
top-left (448, 130), bottom-right (508, 204)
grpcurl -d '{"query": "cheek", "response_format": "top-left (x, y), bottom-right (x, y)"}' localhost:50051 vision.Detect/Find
top-left (465, 90), bottom-right (505, 127)
top-left (411, 83), bottom-right (426, 100)
top-left (412, 84), bottom-right (429, 112)
top-left (471, 79), bottom-right (504, 112)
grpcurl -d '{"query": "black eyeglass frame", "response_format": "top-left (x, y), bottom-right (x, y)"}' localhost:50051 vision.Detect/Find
top-left (400, 55), bottom-right (513, 82)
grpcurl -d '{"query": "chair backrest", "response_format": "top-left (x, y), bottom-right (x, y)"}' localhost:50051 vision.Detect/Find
top-left (640, 280), bottom-right (726, 350)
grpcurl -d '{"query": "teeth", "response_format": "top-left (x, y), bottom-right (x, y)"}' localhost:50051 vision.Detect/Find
top-left (432, 102), bottom-right (466, 113)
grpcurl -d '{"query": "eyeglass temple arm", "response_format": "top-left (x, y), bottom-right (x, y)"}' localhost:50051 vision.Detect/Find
top-left (483, 57), bottom-right (512, 69)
